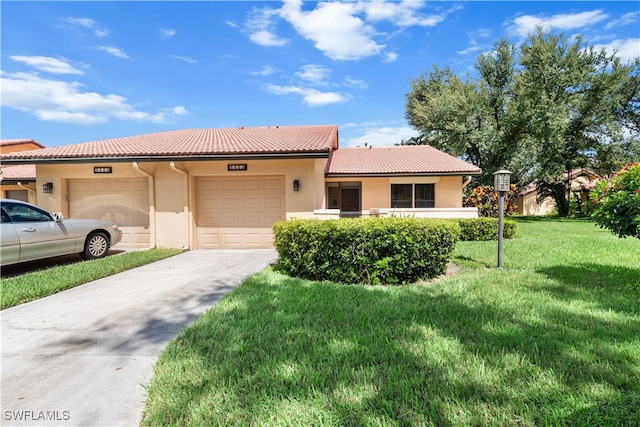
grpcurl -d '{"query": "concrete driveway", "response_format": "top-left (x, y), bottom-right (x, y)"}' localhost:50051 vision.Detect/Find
top-left (1, 249), bottom-right (277, 427)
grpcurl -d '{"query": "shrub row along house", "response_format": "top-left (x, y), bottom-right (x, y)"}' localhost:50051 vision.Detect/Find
top-left (0, 125), bottom-right (481, 249)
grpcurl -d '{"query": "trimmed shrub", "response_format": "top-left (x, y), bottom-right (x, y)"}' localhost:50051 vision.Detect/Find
top-left (456, 218), bottom-right (517, 241)
top-left (272, 217), bottom-right (460, 285)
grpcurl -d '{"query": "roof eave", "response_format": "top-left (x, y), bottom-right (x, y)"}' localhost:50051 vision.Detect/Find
top-left (325, 170), bottom-right (482, 178)
top-left (0, 151), bottom-right (331, 165)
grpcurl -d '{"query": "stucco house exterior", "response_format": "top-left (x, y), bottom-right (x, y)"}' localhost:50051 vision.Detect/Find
top-left (515, 168), bottom-right (600, 216)
top-left (0, 125), bottom-right (481, 249)
top-left (0, 139), bottom-right (45, 204)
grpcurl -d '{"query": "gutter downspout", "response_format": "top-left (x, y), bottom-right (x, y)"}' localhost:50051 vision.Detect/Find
top-left (17, 182), bottom-right (37, 195)
top-left (462, 176), bottom-right (473, 189)
top-left (132, 162), bottom-right (156, 249)
top-left (169, 161), bottom-right (192, 250)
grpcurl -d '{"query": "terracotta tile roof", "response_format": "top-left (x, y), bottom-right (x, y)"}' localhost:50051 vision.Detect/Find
top-left (0, 126), bottom-right (338, 162)
top-left (0, 164), bottom-right (36, 181)
top-left (0, 139), bottom-right (44, 148)
top-left (327, 145), bottom-right (481, 176)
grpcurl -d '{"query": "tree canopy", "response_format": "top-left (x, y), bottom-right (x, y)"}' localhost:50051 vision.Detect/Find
top-left (405, 28), bottom-right (640, 216)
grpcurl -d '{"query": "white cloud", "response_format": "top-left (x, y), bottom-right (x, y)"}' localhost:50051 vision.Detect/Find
top-left (341, 123), bottom-right (420, 147)
top-left (343, 77), bottom-right (368, 89)
top-left (245, 7), bottom-right (288, 47)
top-left (226, 21), bottom-right (239, 28)
top-left (280, 0), bottom-right (383, 61)
top-left (62, 16), bottom-right (108, 37)
top-left (243, 0), bottom-right (454, 61)
top-left (361, 0), bottom-right (451, 27)
top-left (594, 38), bottom-right (640, 63)
top-left (98, 46), bottom-right (131, 59)
top-left (383, 52), bottom-right (399, 63)
top-left (172, 55), bottom-right (198, 64)
top-left (247, 65), bottom-right (279, 76)
top-left (605, 11), bottom-right (640, 30)
top-left (264, 83), bottom-right (348, 106)
top-left (0, 71), bottom-right (186, 125)
top-left (249, 30), bottom-right (288, 47)
top-left (508, 10), bottom-right (609, 38)
top-left (161, 28), bottom-right (177, 38)
top-left (63, 17), bottom-right (95, 28)
top-left (10, 55), bottom-right (84, 75)
top-left (296, 64), bottom-right (331, 84)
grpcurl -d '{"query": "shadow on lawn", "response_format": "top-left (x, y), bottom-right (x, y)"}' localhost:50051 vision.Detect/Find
top-left (536, 263), bottom-right (640, 315)
top-left (144, 269), bottom-right (640, 426)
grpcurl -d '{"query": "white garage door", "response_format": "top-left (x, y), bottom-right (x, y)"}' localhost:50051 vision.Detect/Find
top-left (69, 178), bottom-right (150, 247)
top-left (196, 176), bottom-right (285, 248)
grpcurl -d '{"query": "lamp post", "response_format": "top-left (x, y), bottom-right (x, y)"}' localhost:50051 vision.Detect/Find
top-left (493, 169), bottom-right (512, 268)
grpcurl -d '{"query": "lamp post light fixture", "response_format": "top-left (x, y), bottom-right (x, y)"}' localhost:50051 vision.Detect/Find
top-left (493, 169), bottom-right (512, 268)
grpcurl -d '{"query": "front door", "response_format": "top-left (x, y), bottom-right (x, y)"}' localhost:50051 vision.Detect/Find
top-left (340, 188), bottom-right (361, 217)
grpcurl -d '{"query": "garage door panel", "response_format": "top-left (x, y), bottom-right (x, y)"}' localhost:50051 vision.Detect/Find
top-left (196, 175), bottom-right (285, 248)
top-left (264, 197), bottom-right (283, 209)
top-left (264, 178), bottom-right (283, 190)
top-left (221, 180), bottom-right (240, 191)
top-left (243, 179), bottom-right (261, 190)
top-left (243, 198), bottom-right (261, 209)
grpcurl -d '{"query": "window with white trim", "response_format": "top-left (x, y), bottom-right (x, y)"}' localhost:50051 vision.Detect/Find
top-left (391, 183), bottom-right (435, 208)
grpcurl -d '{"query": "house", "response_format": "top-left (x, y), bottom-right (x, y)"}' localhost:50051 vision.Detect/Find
top-left (516, 168), bottom-right (600, 216)
top-left (0, 139), bottom-right (45, 204)
top-left (0, 125), bottom-right (481, 248)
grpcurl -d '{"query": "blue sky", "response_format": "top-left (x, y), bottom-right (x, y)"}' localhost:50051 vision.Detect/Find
top-left (1, 1), bottom-right (639, 148)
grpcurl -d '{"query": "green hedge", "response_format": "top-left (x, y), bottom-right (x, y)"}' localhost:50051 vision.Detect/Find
top-left (456, 217), bottom-right (517, 241)
top-left (272, 217), bottom-right (460, 285)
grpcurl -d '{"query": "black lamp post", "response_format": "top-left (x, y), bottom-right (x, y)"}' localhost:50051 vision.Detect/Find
top-left (493, 169), bottom-right (511, 268)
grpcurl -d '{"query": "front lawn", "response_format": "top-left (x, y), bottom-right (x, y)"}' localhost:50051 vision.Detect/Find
top-left (142, 219), bottom-right (639, 426)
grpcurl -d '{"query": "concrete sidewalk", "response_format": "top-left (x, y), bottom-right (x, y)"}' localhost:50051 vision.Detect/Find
top-left (1, 249), bottom-right (278, 426)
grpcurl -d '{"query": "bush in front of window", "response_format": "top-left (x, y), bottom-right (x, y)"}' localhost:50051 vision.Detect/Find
top-left (456, 218), bottom-right (517, 241)
top-left (272, 217), bottom-right (460, 285)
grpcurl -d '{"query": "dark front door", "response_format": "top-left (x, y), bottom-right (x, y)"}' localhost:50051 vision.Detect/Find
top-left (340, 188), bottom-right (361, 217)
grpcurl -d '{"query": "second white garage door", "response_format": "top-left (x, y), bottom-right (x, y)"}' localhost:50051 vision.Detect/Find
top-left (69, 178), bottom-right (150, 247)
top-left (195, 176), bottom-right (285, 248)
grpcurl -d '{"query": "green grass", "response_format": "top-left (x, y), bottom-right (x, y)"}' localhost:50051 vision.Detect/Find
top-left (141, 218), bottom-right (640, 426)
top-left (1, 249), bottom-right (183, 309)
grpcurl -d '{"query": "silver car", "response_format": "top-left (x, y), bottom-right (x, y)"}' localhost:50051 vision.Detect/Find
top-left (1, 199), bottom-right (122, 266)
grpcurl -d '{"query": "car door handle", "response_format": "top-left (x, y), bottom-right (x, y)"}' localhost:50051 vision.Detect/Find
top-left (20, 228), bottom-right (36, 232)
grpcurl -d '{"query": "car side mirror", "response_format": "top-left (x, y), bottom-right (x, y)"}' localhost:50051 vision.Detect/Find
top-left (52, 212), bottom-right (64, 221)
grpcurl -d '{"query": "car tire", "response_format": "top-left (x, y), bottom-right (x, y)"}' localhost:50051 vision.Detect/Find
top-left (81, 232), bottom-right (109, 260)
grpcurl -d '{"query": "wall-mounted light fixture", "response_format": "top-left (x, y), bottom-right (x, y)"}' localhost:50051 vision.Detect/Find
top-left (293, 179), bottom-right (300, 192)
top-left (42, 182), bottom-right (53, 193)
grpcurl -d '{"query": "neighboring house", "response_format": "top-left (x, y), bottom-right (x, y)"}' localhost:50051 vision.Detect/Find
top-left (516, 168), bottom-right (600, 216)
top-left (0, 139), bottom-right (45, 204)
top-left (0, 125), bottom-right (481, 249)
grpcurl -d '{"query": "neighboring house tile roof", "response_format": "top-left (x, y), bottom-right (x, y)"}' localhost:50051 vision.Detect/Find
top-left (326, 145), bottom-right (481, 176)
top-left (0, 164), bottom-right (36, 182)
top-left (0, 126), bottom-right (339, 163)
top-left (0, 139), bottom-right (44, 148)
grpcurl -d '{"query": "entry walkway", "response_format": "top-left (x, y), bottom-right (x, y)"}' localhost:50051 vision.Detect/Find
top-left (1, 249), bottom-right (278, 426)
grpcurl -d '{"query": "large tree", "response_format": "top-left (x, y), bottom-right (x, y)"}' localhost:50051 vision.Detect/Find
top-left (405, 28), bottom-right (640, 216)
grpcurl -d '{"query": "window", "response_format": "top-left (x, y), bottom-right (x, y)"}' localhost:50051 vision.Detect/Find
top-left (1, 202), bottom-right (53, 222)
top-left (415, 184), bottom-right (435, 208)
top-left (391, 184), bottom-right (412, 208)
top-left (391, 183), bottom-right (435, 208)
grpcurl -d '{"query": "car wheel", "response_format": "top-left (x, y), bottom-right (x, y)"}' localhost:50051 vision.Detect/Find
top-left (81, 232), bottom-right (109, 260)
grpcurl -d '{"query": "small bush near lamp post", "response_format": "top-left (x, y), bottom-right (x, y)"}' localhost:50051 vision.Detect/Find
top-left (464, 184), bottom-right (518, 218)
top-left (590, 162), bottom-right (640, 239)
